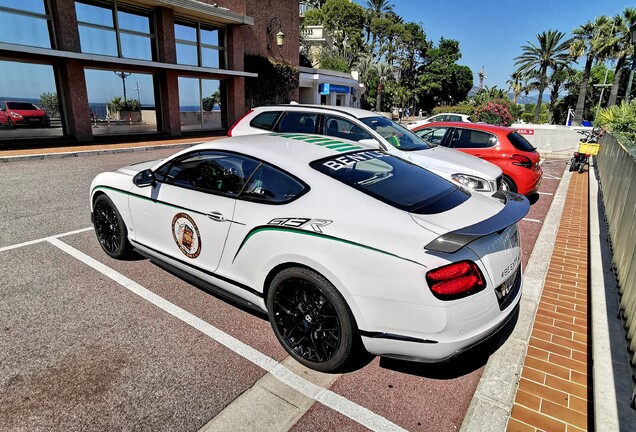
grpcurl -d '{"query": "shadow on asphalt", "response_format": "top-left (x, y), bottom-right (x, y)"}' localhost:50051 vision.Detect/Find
top-left (377, 305), bottom-right (520, 379)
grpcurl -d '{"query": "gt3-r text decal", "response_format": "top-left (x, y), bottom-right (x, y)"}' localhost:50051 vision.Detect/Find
top-left (268, 218), bottom-right (332, 233)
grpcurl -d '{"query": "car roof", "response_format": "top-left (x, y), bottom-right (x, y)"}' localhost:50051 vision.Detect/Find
top-left (416, 121), bottom-right (513, 133)
top-left (187, 133), bottom-right (378, 168)
top-left (254, 104), bottom-right (381, 120)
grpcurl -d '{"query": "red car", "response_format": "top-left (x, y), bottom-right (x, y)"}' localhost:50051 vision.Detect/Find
top-left (412, 122), bottom-right (542, 196)
top-left (0, 101), bottom-right (50, 128)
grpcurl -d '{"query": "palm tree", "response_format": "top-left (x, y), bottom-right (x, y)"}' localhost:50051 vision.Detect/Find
top-left (605, 8), bottom-right (636, 106)
top-left (515, 30), bottom-right (573, 123)
top-left (547, 64), bottom-right (574, 124)
top-left (375, 62), bottom-right (392, 111)
top-left (365, 0), bottom-right (394, 17)
top-left (506, 70), bottom-right (523, 104)
top-left (570, 16), bottom-right (611, 125)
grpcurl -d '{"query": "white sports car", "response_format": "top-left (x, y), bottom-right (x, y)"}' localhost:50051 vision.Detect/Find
top-left (90, 133), bottom-right (529, 372)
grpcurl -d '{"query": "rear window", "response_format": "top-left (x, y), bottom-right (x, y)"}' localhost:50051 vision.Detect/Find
top-left (250, 111), bottom-right (281, 131)
top-left (508, 132), bottom-right (536, 152)
top-left (310, 150), bottom-right (468, 214)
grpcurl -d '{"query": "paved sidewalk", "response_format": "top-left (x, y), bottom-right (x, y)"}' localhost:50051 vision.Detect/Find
top-left (507, 172), bottom-right (591, 432)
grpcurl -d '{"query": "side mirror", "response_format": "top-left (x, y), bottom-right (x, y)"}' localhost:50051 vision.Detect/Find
top-left (133, 169), bottom-right (155, 187)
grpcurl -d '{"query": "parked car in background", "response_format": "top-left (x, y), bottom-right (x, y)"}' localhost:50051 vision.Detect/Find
top-left (229, 105), bottom-right (503, 197)
top-left (406, 112), bottom-right (472, 130)
top-left (412, 122), bottom-right (542, 196)
top-left (0, 101), bottom-right (50, 127)
top-left (90, 133), bottom-right (528, 372)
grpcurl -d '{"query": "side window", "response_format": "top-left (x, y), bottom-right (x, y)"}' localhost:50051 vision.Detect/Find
top-left (450, 129), bottom-right (494, 149)
top-left (415, 127), bottom-right (448, 146)
top-left (429, 115), bottom-right (443, 123)
top-left (250, 111), bottom-right (281, 131)
top-left (277, 112), bottom-right (318, 134)
top-left (241, 164), bottom-right (306, 204)
top-left (159, 151), bottom-right (259, 196)
top-left (324, 115), bottom-right (373, 142)
top-left (448, 115), bottom-right (462, 122)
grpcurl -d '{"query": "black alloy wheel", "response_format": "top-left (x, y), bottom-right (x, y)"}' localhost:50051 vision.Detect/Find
top-left (267, 268), bottom-right (359, 372)
top-left (7, 118), bottom-right (14, 128)
top-left (501, 175), bottom-right (517, 193)
top-left (93, 195), bottom-right (133, 259)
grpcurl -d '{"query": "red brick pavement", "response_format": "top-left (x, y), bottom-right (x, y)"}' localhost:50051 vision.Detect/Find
top-left (508, 171), bottom-right (591, 432)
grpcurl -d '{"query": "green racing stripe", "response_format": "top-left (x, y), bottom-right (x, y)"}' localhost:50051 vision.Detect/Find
top-left (233, 225), bottom-right (424, 267)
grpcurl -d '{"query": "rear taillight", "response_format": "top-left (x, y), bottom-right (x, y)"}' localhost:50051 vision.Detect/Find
top-left (511, 154), bottom-right (532, 168)
top-left (227, 109), bottom-right (253, 137)
top-left (426, 261), bottom-right (486, 300)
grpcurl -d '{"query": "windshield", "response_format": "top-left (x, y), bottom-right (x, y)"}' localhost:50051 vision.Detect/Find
top-left (6, 102), bottom-right (39, 110)
top-left (359, 116), bottom-right (431, 151)
top-left (310, 150), bottom-right (468, 214)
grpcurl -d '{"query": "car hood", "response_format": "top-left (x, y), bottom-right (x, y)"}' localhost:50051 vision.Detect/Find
top-left (411, 191), bottom-right (529, 253)
top-left (407, 146), bottom-right (502, 180)
top-left (116, 159), bottom-right (162, 176)
top-left (11, 108), bottom-right (46, 116)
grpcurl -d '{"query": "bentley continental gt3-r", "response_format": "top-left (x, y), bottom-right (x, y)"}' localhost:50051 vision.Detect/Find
top-left (90, 133), bottom-right (529, 372)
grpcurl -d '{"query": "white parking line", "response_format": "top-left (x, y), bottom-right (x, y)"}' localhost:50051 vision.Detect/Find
top-left (522, 218), bottom-right (542, 223)
top-left (538, 192), bottom-right (554, 196)
top-left (0, 227), bottom-right (94, 253)
top-left (542, 174), bottom-right (562, 180)
top-left (46, 237), bottom-right (406, 432)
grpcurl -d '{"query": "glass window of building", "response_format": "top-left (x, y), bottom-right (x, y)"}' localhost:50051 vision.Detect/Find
top-left (0, 60), bottom-right (64, 139)
top-left (178, 77), bottom-right (223, 131)
top-left (175, 20), bottom-right (225, 69)
top-left (0, 0), bottom-right (53, 48)
top-left (75, 1), bottom-right (154, 61)
top-left (84, 69), bottom-right (158, 136)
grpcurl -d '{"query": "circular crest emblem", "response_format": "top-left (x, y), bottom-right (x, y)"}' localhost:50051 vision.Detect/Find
top-left (171, 213), bottom-right (201, 259)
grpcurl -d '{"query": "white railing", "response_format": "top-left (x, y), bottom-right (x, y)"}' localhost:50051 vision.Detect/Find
top-left (301, 26), bottom-right (326, 41)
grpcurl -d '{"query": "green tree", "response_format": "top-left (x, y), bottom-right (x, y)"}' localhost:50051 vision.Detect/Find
top-left (546, 65), bottom-right (574, 124)
top-left (515, 29), bottom-right (572, 123)
top-left (417, 38), bottom-right (472, 112)
top-left (202, 90), bottom-right (221, 111)
top-left (39, 92), bottom-right (59, 118)
top-left (605, 8), bottom-right (636, 106)
top-left (570, 17), bottom-right (610, 125)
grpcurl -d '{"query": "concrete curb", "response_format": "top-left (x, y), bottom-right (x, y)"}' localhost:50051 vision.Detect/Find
top-left (0, 142), bottom-right (201, 163)
top-left (589, 161), bottom-right (636, 431)
top-left (460, 167), bottom-right (573, 432)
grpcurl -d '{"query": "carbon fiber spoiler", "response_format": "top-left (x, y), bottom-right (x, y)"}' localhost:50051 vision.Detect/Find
top-left (424, 191), bottom-right (530, 253)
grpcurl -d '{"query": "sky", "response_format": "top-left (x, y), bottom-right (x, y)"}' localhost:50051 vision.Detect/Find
top-left (356, 0), bottom-right (635, 90)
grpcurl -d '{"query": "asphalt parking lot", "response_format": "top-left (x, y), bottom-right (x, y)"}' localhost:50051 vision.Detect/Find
top-left (0, 149), bottom-right (566, 431)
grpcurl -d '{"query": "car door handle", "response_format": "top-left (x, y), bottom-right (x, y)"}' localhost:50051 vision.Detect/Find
top-left (207, 211), bottom-right (226, 222)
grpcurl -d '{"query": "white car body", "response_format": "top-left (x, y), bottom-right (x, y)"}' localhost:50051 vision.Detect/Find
top-left (90, 134), bottom-right (528, 371)
top-left (229, 105), bottom-right (502, 196)
top-left (406, 112), bottom-right (473, 130)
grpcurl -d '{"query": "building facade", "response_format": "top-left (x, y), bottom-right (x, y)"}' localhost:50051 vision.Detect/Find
top-left (0, 0), bottom-right (299, 145)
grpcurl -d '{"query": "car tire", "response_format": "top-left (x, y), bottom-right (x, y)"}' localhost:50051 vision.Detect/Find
top-left (93, 194), bottom-right (135, 259)
top-left (267, 267), bottom-right (361, 372)
top-left (7, 118), bottom-right (14, 128)
top-left (501, 175), bottom-right (518, 193)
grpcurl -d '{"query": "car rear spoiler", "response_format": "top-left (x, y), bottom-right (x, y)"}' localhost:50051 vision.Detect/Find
top-left (424, 191), bottom-right (530, 254)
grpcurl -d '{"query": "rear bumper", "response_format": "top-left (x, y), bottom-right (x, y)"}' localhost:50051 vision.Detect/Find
top-left (361, 288), bottom-right (521, 363)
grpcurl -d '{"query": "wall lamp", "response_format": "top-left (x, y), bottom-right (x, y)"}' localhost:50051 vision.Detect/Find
top-left (267, 16), bottom-right (285, 50)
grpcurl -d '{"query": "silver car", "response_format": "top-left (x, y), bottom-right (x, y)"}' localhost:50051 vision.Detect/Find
top-left (229, 104), bottom-right (502, 196)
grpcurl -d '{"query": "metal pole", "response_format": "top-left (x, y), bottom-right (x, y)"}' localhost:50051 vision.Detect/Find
top-left (114, 71), bottom-right (131, 101)
top-left (595, 68), bottom-right (610, 119)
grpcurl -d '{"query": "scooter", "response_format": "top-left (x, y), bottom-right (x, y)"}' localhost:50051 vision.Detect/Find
top-left (569, 127), bottom-right (602, 173)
